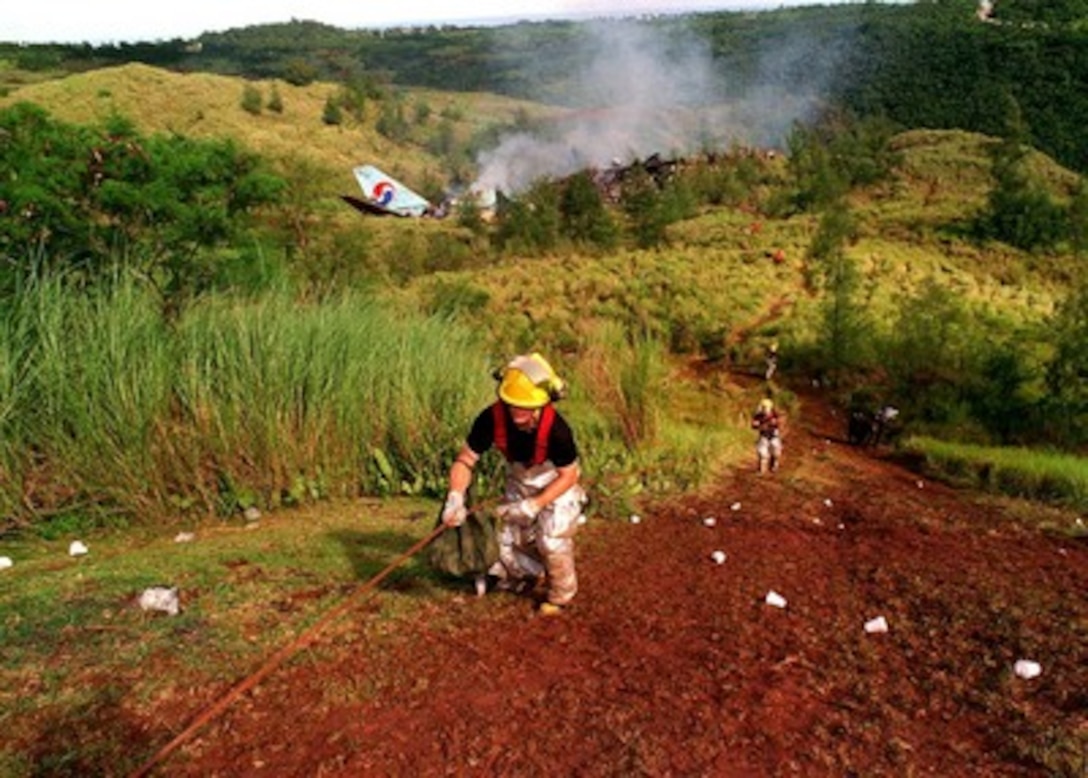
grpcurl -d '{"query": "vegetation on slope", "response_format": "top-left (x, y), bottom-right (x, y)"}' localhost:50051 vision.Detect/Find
top-left (1, 50), bottom-right (1087, 531)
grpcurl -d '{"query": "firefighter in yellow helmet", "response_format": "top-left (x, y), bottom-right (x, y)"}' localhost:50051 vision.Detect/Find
top-left (751, 397), bottom-right (783, 474)
top-left (441, 353), bottom-right (586, 616)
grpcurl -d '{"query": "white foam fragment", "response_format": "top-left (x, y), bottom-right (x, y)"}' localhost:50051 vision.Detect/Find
top-left (1013, 659), bottom-right (1042, 680)
top-left (765, 590), bottom-right (787, 608)
top-left (864, 616), bottom-right (889, 634)
top-left (69, 540), bottom-right (88, 557)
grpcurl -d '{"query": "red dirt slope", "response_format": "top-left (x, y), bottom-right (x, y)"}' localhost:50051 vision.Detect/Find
top-left (161, 389), bottom-right (1088, 777)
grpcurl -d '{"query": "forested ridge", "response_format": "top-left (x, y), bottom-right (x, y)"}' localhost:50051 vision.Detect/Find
top-left (5, 2), bottom-right (1088, 172)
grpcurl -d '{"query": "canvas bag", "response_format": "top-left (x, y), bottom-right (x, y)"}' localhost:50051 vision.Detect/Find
top-left (427, 506), bottom-right (499, 578)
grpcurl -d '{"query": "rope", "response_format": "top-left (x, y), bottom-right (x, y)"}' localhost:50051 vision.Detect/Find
top-left (128, 519), bottom-right (450, 778)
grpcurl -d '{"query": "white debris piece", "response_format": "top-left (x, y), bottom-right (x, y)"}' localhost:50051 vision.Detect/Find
top-left (710, 550), bottom-right (727, 564)
top-left (474, 575), bottom-right (487, 597)
top-left (823, 498), bottom-right (833, 508)
top-left (243, 506), bottom-right (261, 522)
top-left (0, 556), bottom-right (12, 570)
top-left (864, 616), bottom-right (889, 634)
top-left (139, 586), bottom-right (180, 616)
top-left (69, 540), bottom-right (89, 557)
top-left (174, 532), bottom-right (195, 543)
top-left (916, 480), bottom-right (925, 489)
top-left (765, 590), bottom-right (787, 608)
top-left (730, 502), bottom-right (742, 511)
top-left (1013, 659), bottom-right (1042, 680)
top-left (629, 514), bottom-right (641, 524)
top-left (703, 517), bottom-right (717, 527)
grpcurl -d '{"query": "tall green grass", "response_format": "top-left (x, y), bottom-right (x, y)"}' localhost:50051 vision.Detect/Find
top-left (0, 272), bottom-right (756, 531)
top-left (168, 290), bottom-right (489, 512)
top-left (903, 435), bottom-right (1088, 512)
top-left (2, 276), bottom-right (174, 519)
top-left (1, 277), bottom-right (490, 526)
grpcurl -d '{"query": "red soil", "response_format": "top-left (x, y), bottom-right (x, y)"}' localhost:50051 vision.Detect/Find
top-left (151, 389), bottom-right (1088, 777)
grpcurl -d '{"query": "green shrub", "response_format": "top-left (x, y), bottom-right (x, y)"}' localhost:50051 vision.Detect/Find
top-left (240, 83), bottom-right (262, 115)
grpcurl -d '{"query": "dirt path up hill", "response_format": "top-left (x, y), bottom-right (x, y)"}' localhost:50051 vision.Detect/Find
top-left (164, 386), bottom-right (1088, 777)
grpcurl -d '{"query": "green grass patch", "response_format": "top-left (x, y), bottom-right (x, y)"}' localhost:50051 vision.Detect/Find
top-left (0, 496), bottom-right (455, 775)
top-left (902, 435), bottom-right (1088, 521)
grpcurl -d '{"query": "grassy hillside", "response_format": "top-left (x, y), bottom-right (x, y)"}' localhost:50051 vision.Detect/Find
top-left (5, 65), bottom-right (1082, 369)
top-left (0, 63), bottom-right (561, 206)
top-left (396, 126), bottom-right (1073, 363)
top-left (3, 63), bottom-right (1086, 524)
top-left (4, 63), bottom-right (1081, 357)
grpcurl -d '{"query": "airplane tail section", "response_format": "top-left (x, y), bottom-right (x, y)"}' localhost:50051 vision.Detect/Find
top-left (352, 165), bottom-right (432, 217)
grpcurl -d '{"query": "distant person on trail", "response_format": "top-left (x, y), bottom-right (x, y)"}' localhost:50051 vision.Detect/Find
top-left (847, 402), bottom-right (899, 447)
top-left (764, 341), bottom-right (779, 381)
top-left (871, 405), bottom-right (899, 446)
top-left (440, 353), bottom-right (587, 616)
top-left (751, 397), bottom-right (783, 474)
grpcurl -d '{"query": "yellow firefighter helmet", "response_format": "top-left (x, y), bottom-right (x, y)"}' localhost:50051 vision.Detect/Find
top-left (497, 353), bottom-right (566, 409)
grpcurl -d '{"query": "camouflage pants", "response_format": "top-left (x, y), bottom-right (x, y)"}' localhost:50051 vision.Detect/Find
top-left (492, 464), bottom-right (586, 606)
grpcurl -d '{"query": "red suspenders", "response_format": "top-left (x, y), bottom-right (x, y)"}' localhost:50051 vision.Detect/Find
top-left (491, 402), bottom-right (555, 465)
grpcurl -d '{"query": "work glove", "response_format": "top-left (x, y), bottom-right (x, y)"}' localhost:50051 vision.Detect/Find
top-left (441, 490), bottom-right (467, 528)
top-left (496, 498), bottom-right (541, 526)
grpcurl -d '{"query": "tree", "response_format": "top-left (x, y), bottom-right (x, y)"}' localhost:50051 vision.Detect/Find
top-left (980, 93), bottom-right (1066, 251)
top-left (560, 172), bottom-right (618, 251)
top-left (811, 201), bottom-right (870, 378)
top-left (376, 99), bottom-right (410, 142)
top-left (282, 57), bottom-right (318, 86)
top-left (780, 121), bottom-right (848, 214)
top-left (1068, 182), bottom-right (1088, 258)
top-left (1044, 281), bottom-right (1088, 448)
top-left (0, 104), bottom-right (283, 308)
top-left (240, 83), bottom-right (263, 115)
top-left (493, 182), bottom-right (559, 255)
top-left (968, 339), bottom-right (1045, 445)
top-left (321, 96), bottom-right (343, 126)
top-left (621, 167), bottom-right (669, 249)
top-left (267, 85), bottom-right (284, 114)
top-left (884, 277), bottom-right (977, 424)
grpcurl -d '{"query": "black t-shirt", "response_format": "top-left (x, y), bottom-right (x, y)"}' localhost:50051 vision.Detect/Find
top-left (466, 404), bottom-right (578, 467)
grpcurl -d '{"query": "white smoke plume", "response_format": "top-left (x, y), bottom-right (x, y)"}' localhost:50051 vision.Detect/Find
top-left (473, 18), bottom-right (839, 196)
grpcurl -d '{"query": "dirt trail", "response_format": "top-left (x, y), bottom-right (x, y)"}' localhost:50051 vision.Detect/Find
top-left (163, 386), bottom-right (1088, 777)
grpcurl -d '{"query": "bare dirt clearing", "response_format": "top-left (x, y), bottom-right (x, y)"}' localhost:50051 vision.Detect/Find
top-left (150, 389), bottom-right (1087, 777)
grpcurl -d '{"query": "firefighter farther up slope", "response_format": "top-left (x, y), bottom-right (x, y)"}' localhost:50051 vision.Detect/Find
top-left (751, 397), bottom-right (784, 474)
top-left (441, 353), bottom-right (587, 616)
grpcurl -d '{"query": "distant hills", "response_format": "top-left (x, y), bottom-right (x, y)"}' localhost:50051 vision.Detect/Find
top-left (4, 4), bottom-right (1088, 175)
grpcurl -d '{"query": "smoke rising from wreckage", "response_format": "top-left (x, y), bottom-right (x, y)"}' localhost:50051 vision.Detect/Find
top-left (342, 17), bottom-right (829, 221)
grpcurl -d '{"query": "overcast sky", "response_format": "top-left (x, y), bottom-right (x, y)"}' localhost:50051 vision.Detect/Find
top-left (6, 0), bottom-right (852, 45)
